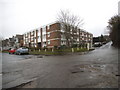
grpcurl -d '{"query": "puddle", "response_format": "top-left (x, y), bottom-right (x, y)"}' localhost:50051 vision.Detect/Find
top-left (37, 56), bottom-right (43, 58)
top-left (25, 57), bottom-right (32, 59)
top-left (71, 64), bottom-right (104, 74)
top-left (91, 64), bottom-right (106, 69)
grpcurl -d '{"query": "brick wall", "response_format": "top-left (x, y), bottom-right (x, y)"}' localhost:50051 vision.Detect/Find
top-left (23, 22), bottom-right (93, 49)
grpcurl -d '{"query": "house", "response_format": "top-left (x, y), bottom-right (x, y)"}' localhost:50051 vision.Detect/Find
top-left (14, 35), bottom-right (23, 48)
top-left (2, 34), bottom-right (23, 50)
top-left (2, 39), bottom-right (10, 50)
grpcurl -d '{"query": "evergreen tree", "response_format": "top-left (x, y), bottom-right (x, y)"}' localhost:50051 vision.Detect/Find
top-left (107, 15), bottom-right (120, 48)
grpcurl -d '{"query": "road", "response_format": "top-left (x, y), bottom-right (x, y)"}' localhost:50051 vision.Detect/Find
top-left (2, 42), bottom-right (119, 88)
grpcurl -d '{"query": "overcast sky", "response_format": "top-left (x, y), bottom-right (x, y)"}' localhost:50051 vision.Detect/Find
top-left (0, 0), bottom-right (119, 39)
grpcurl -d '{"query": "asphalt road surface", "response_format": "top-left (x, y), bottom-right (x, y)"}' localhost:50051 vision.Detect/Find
top-left (2, 42), bottom-right (119, 88)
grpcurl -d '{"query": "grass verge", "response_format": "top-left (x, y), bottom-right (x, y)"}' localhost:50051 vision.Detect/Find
top-left (29, 48), bottom-right (88, 55)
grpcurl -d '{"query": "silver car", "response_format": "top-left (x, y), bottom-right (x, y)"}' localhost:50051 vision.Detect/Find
top-left (15, 47), bottom-right (29, 55)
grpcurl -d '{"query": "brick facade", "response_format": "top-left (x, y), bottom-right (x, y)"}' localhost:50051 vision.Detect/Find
top-left (23, 22), bottom-right (93, 49)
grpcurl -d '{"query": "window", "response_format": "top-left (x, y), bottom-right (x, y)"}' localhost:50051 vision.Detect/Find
top-left (48, 41), bottom-right (50, 45)
top-left (48, 25), bottom-right (50, 29)
top-left (48, 34), bottom-right (50, 37)
top-left (61, 29), bottom-right (65, 32)
top-left (43, 34), bottom-right (46, 38)
top-left (47, 32), bottom-right (50, 37)
top-left (43, 27), bottom-right (46, 31)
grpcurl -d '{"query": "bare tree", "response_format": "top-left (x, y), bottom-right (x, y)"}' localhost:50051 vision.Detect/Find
top-left (57, 10), bottom-right (83, 47)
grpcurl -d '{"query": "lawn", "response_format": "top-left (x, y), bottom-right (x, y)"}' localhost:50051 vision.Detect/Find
top-left (29, 48), bottom-right (88, 55)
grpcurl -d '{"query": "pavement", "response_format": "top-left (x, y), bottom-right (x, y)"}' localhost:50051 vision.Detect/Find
top-left (1, 42), bottom-right (119, 89)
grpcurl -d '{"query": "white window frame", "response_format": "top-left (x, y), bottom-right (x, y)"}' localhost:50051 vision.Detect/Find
top-left (47, 32), bottom-right (50, 37)
top-left (48, 25), bottom-right (50, 29)
top-left (48, 40), bottom-right (50, 45)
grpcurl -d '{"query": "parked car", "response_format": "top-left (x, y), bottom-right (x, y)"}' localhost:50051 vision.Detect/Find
top-left (15, 47), bottom-right (29, 55)
top-left (93, 42), bottom-right (102, 47)
top-left (9, 48), bottom-right (16, 54)
top-left (102, 42), bottom-right (107, 45)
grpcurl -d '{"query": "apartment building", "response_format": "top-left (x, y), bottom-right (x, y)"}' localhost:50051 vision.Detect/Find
top-left (79, 29), bottom-right (93, 48)
top-left (23, 22), bottom-right (93, 49)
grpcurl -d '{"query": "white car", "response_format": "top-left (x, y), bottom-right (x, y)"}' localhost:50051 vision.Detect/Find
top-left (93, 42), bottom-right (102, 47)
top-left (15, 47), bottom-right (29, 55)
